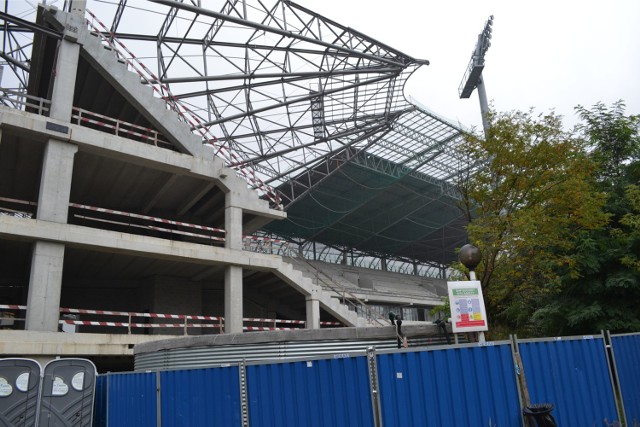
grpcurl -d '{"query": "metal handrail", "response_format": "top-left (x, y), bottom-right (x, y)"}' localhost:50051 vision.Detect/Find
top-left (0, 88), bottom-right (51, 114)
top-left (284, 251), bottom-right (387, 326)
top-left (70, 106), bottom-right (174, 149)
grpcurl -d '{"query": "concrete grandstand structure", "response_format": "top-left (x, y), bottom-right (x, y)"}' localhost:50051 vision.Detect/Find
top-left (0, 0), bottom-right (470, 370)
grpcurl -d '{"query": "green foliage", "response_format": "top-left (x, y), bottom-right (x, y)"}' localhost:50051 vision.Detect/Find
top-left (621, 185), bottom-right (640, 272)
top-left (429, 296), bottom-right (450, 320)
top-left (576, 101), bottom-right (640, 183)
top-left (453, 102), bottom-right (640, 338)
top-left (454, 109), bottom-right (608, 337)
top-left (533, 102), bottom-right (640, 336)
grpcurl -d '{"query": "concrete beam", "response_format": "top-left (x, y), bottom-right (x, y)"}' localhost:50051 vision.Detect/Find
top-left (0, 107), bottom-right (285, 221)
top-left (0, 330), bottom-right (175, 357)
top-left (0, 215), bottom-right (280, 271)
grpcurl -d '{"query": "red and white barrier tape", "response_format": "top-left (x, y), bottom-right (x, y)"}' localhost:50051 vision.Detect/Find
top-left (72, 109), bottom-right (167, 146)
top-left (59, 320), bottom-right (221, 328)
top-left (70, 203), bottom-right (226, 234)
top-left (1, 197), bottom-right (285, 247)
top-left (243, 318), bottom-right (304, 325)
top-left (73, 214), bottom-right (225, 243)
top-left (60, 307), bottom-right (221, 321)
top-left (320, 321), bottom-right (342, 326)
top-left (4, 305), bottom-right (342, 329)
top-left (2, 305), bottom-right (342, 326)
top-left (0, 197), bottom-right (36, 207)
top-left (0, 304), bottom-right (26, 310)
top-left (147, 225), bottom-right (226, 242)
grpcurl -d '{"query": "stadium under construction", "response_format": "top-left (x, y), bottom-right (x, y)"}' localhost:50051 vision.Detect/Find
top-left (0, 0), bottom-right (474, 370)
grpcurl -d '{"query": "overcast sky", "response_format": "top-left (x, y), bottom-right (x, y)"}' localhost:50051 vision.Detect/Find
top-left (310, 0), bottom-right (640, 132)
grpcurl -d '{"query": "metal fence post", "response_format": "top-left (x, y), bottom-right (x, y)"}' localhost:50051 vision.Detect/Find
top-left (511, 335), bottom-right (531, 415)
top-left (156, 371), bottom-right (162, 427)
top-left (239, 360), bottom-right (250, 427)
top-left (367, 346), bottom-right (383, 427)
top-left (106, 374), bottom-right (110, 427)
top-left (604, 330), bottom-right (627, 426)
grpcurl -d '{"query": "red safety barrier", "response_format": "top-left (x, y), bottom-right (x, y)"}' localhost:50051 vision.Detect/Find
top-left (70, 203), bottom-right (226, 234)
top-left (0, 304), bottom-right (342, 333)
top-left (71, 107), bottom-right (172, 148)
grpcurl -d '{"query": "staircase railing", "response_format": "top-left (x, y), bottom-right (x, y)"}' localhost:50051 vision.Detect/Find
top-left (283, 251), bottom-right (387, 326)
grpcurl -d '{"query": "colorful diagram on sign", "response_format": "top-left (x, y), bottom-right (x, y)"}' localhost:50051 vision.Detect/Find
top-left (453, 288), bottom-right (486, 328)
top-left (446, 281), bottom-right (489, 333)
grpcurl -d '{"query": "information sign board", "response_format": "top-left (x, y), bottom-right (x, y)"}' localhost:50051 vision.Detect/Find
top-left (447, 280), bottom-right (489, 333)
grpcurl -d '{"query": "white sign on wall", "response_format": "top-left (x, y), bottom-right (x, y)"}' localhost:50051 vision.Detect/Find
top-left (447, 280), bottom-right (489, 333)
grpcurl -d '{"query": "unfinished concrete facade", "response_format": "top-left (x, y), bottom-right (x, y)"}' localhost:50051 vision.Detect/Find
top-left (0, 1), bottom-right (465, 370)
top-left (0, 3), bottom-right (378, 340)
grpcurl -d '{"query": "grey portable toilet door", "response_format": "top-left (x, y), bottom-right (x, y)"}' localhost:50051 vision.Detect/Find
top-left (0, 358), bottom-right (42, 427)
top-left (38, 358), bottom-right (96, 427)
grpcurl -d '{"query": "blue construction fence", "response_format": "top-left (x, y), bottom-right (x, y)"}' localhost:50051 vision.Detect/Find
top-left (91, 332), bottom-right (640, 427)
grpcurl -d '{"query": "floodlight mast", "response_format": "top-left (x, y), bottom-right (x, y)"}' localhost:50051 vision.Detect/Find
top-left (458, 15), bottom-right (494, 137)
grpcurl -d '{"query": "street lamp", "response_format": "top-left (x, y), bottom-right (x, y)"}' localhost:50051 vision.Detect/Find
top-left (459, 243), bottom-right (482, 279)
top-left (458, 243), bottom-right (487, 342)
top-left (458, 15), bottom-right (494, 137)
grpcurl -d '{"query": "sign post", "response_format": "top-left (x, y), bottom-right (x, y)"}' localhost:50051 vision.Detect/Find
top-left (452, 243), bottom-right (488, 342)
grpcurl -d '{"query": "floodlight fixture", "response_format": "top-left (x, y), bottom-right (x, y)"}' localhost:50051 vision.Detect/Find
top-left (458, 15), bottom-right (494, 99)
top-left (458, 15), bottom-right (494, 137)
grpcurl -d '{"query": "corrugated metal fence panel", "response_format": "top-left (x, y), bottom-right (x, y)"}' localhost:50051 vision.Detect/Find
top-left (135, 337), bottom-right (454, 371)
top-left (246, 356), bottom-right (374, 427)
top-left (376, 343), bottom-right (521, 427)
top-left (160, 366), bottom-right (242, 427)
top-left (519, 336), bottom-right (619, 426)
top-left (93, 375), bottom-right (108, 427)
top-left (105, 371), bottom-right (158, 427)
top-left (611, 333), bottom-right (640, 425)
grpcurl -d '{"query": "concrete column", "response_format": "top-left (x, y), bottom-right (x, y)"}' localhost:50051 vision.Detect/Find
top-left (224, 265), bottom-right (243, 334)
top-left (224, 193), bottom-right (243, 333)
top-left (224, 204), bottom-right (242, 250)
top-left (305, 286), bottom-right (320, 329)
top-left (25, 241), bottom-right (65, 331)
top-left (37, 139), bottom-right (78, 222)
top-left (26, 4), bottom-right (83, 332)
top-left (31, 91), bottom-right (78, 331)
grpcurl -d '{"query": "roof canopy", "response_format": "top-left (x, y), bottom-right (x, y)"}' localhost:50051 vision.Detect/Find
top-left (0, 0), bottom-right (473, 266)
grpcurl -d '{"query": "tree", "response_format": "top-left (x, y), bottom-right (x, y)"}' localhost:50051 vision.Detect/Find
top-left (532, 102), bottom-right (640, 335)
top-left (455, 109), bottom-right (608, 337)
